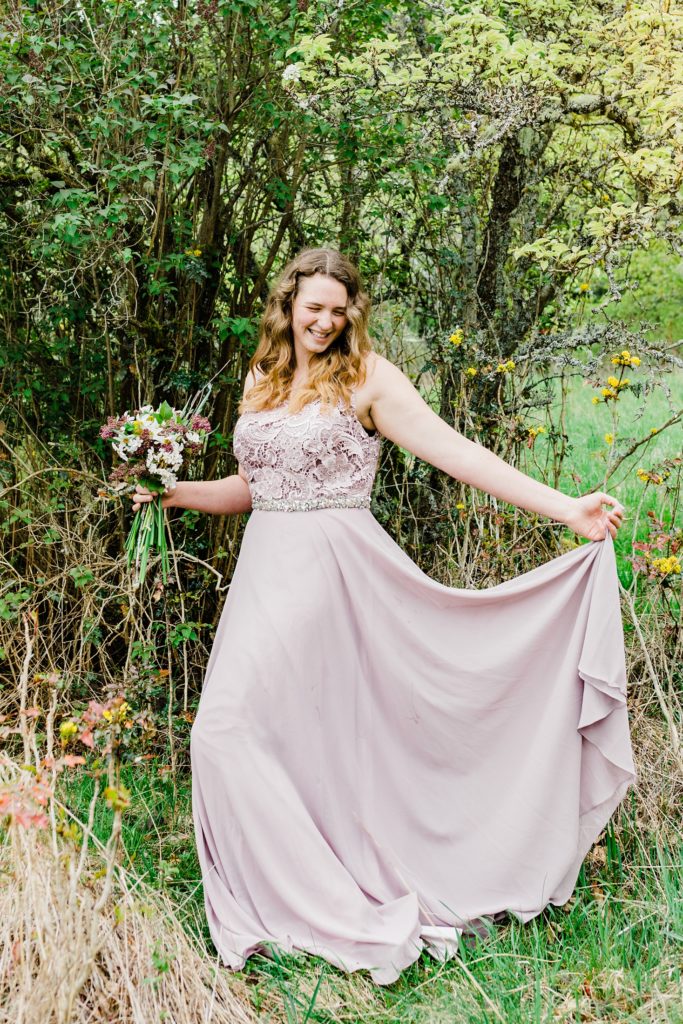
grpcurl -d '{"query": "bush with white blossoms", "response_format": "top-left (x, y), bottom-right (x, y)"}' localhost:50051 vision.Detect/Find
top-left (100, 401), bottom-right (211, 586)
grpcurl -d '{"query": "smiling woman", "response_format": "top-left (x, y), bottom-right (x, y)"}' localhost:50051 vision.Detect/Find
top-left (292, 274), bottom-right (349, 353)
top-left (132, 247), bottom-right (635, 985)
top-left (234, 248), bottom-right (375, 423)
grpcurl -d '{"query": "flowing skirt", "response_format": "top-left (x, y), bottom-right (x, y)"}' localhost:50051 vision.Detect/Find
top-left (191, 508), bottom-right (636, 984)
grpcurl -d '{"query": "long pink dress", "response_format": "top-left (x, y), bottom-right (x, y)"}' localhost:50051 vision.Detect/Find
top-left (190, 391), bottom-right (636, 984)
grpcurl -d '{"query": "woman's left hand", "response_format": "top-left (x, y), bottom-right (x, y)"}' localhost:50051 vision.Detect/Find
top-left (563, 492), bottom-right (625, 542)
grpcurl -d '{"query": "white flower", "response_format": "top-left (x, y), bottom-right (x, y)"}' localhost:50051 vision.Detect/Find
top-left (146, 443), bottom-right (183, 477)
top-left (282, 63), bottom-right (302, 83)
top-left (186, 430), bottom-right (200, 444)
top-left (158, 469), bottom-right (177, 492)
top-left (112, 435), bottom-right (143, 461)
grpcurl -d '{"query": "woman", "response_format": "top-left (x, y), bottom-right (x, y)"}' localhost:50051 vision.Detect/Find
top-left (133, 248), bottom-right (635, 985)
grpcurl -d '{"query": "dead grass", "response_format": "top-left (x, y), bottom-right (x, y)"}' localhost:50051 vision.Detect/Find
top-left (0, 762), bottom-right (257, 1024)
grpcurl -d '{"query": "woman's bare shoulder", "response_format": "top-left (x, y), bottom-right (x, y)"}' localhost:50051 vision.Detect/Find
top-left (362, 352), bottom-right (404, 394)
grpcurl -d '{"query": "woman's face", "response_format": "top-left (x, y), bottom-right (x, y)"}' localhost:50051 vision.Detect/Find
top-left (290, 273), bottom-right (349, 362)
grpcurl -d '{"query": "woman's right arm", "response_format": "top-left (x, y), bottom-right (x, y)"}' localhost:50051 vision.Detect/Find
top-left (132, 373), bottom-right (258, 516)
top-left (131, 471), bottom-right (252, 515)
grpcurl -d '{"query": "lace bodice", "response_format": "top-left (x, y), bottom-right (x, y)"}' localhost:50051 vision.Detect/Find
top-left (233, 391), bottom-right (381, 510)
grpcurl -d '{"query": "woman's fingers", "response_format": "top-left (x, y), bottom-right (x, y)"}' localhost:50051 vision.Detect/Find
top-left (602, 492), bottom-right (625, 516)
top-left (131, 484), bottom-right (155, 513)
top-left (601, 493), bottom-right (625, 534)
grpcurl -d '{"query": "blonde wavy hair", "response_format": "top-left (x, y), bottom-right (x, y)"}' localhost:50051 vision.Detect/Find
top-left (239, 248), bottom-right (373, 414)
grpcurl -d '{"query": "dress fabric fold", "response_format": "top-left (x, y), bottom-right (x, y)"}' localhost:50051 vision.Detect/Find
top-left (190, 392), bottom-right (636, 985)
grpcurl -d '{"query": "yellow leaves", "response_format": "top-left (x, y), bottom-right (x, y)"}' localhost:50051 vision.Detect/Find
top-left (511, 236), bottom-right (588, 273)
top-left (56, 820), bottom-right (82, 844)
top-left (618, 146), bottom-right (679, 193)
top-left (287, 33), bottom-right (334, 62)
top-left (103, 786), bottom-right (131, 813)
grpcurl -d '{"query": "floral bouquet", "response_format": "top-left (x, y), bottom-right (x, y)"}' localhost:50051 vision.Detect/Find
top-left (100, 399), bottom-right (211, 586)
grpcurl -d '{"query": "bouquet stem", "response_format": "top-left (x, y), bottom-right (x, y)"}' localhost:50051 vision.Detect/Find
top-left (125, 495), bottom-right (170, 587)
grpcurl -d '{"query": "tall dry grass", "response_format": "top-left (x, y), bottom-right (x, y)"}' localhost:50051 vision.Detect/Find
top-left (0, 779), bottom-right (257, 1024)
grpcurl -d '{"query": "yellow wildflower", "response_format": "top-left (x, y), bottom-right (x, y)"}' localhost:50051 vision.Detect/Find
top-left (604, 433), bottom-right (614, 445)
top-left (455, 502), bottom-right (466, 510)
top-left (194, 248), bottom-right (202, 257)
top-left (59, 721), bottom-right (78, 743)
top-left (578, 283), bottom-right (590, 292)
top-left (607, 376), bottom-right (620, 388)
top-left (601, 388), bottom-right (613, 398)
top-left (650, 427), bottom-right (658, 434)
top-left (636, 468), bottom-right (649, 482)
top-left (102, 700), bottom-right (132, 724)
top-left (449, 329), bottom-right (464, 346)
top-left (610, 350), bottom-right (640, 368)
top-left (591, 396), bottom-right (600, 405)
top-left (651, 556), bottom-right (681, 576)
top-left (465, 367), bottom-right (477, 377)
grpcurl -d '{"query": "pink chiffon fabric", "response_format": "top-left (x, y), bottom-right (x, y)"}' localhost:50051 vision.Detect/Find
top-left (190, 392), bottom-right (636, 984)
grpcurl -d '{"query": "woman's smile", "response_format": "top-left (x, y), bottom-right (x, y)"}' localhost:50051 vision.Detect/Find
top-left (291, 273), bottom-right (350, 363)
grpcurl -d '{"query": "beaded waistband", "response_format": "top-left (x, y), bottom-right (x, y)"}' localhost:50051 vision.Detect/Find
top-left (251, 495), bottom-right (371, 512)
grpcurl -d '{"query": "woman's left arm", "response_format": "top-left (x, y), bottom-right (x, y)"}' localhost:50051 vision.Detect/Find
top-left (366, 356), bottom-right (624, 542)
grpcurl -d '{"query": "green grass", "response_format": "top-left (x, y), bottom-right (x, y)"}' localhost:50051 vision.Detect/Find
top-left (525, 368), bottom-right (682, 584)
top-left (60, 763), bottom-right (683, 1023)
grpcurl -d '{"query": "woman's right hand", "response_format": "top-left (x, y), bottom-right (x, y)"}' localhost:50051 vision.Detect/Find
top-left (130, 484), bottom-right (176, 513)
